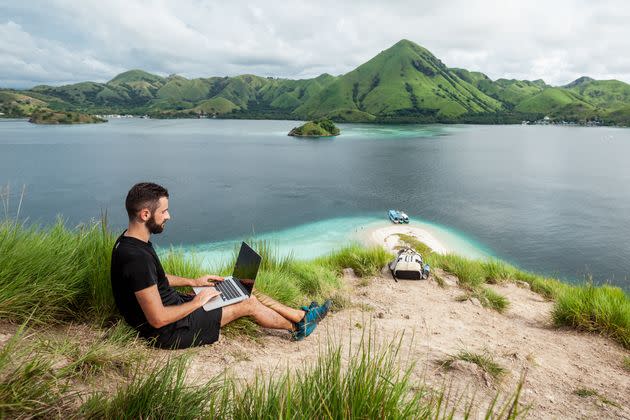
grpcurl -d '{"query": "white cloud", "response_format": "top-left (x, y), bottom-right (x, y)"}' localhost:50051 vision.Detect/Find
top-left (1, 0), bottom-right (630, 88)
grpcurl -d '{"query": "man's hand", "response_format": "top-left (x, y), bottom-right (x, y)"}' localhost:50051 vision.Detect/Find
top-left (192, 275), bottom-right (224, 287)
top-left (193, 288), bottom-right (222, 307)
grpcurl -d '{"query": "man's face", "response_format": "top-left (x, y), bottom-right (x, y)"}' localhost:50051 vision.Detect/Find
top-left (146, 197), bottom-right (170, 234)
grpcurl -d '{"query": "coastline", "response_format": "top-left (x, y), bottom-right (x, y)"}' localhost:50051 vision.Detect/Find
top-left (181, 216), bottom-right (490, 269)
top-left (352, 219), bottom-right (490, 260)
top-left (356, 222), bottom-right (451, 254)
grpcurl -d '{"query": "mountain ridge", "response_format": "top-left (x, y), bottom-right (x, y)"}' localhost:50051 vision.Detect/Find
top-left (2, 39), bottom-right (630, 125)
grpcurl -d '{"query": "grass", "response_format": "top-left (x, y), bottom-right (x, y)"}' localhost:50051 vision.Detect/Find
top-left (317, 243), bottom-right (392, 277)
top-left (0, 323), bottom-right (73, 419)
top-left (573, 388), bottom-right (621, 408)
top-left (441, 349), bottom-right (507, 381)
top-left (552, 284), bottom-right (630, 349)
top-left (0, 217), bottom-right (117, 325)
top-left (80, 356), bottom-right (215, 419)
top-left (0, 320), bottom-right (148, 419)
top-left (80, 334), bottom-right (527, 419)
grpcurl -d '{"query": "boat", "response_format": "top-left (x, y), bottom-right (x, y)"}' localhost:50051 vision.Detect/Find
top-left (388, 209), bottom-right (410, 224)
top-left (388, 209), bottom-right (401, 223)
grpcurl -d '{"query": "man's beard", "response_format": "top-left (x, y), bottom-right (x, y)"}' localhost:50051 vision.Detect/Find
top-left (146, 215), bottom-right (165, 234)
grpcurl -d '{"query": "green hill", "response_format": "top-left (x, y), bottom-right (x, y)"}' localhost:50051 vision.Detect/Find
top-left (294, 39), bottom-right (502, 121)
top-left (453, 69), bottom-right (548, 109)
top-left (3, 39), bottom-right (630, 125)
top-left (564, 77), bottom-right (630, 111)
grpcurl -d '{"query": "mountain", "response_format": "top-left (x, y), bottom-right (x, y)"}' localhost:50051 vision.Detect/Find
top-left (452, 69), bottom-right (548, 109)
top-left (294, 40), bottom-right (502, 121)
top-left (3, 39), bottom-right (630, 124)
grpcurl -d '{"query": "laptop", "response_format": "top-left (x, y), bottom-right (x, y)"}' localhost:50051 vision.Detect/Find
top-left (193, 241), bottom-right (261, 311)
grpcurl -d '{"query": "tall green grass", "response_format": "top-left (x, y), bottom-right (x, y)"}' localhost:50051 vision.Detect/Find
top-left (80, 334), bottom-right (527, 419)
top-left (0, 219), bottom-right (383, 329)
top-left (318, 243), bottom-right (392, 277)
top-left (0, 218), bottom-right (116, 324)
top-left (0, 323), bottom-right (73, 419)
top-left (552, 284), bottom-right (630, 348)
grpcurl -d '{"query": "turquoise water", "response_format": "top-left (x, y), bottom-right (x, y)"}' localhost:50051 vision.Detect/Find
top-left (173, 215), bottom-right (491, 269)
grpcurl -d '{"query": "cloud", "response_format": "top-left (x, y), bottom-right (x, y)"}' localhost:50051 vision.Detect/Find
top-left (2, 0), bottom-right (630, 88)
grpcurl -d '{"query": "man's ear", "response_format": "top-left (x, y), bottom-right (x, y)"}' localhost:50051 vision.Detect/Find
top-left (139, 208), bottom-right (151, 222)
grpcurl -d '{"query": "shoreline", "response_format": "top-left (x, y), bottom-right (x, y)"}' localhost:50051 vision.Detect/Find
top-left (355, 221), bottom-right (452, 255)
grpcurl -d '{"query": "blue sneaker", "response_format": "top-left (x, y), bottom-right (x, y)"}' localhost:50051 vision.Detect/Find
top-left (304, 299), bottom-right (331, 323)
top-left (292, 299), bottom-right (332, 341)
top-left (300, 301), bottom-right (319, 311)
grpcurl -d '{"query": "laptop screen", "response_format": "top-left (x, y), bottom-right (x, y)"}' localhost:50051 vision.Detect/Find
top-left (232, 242), bottom-right (261, 295)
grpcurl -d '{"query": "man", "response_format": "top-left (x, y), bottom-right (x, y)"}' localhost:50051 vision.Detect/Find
top-left (110, 182), bottom-right (330, 349)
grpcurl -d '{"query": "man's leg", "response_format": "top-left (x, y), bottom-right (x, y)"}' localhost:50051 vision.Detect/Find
top-left (220, 295), bottom-right (295, 330)
top-left (253, 291), bottom-right (306, 323)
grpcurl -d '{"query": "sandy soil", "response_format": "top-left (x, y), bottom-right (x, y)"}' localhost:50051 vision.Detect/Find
top-left (176, 231), bottom-right (630, 419)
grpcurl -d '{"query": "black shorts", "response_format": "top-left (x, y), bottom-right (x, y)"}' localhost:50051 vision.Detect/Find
top-left (153, 305), bottom-right (223, 349)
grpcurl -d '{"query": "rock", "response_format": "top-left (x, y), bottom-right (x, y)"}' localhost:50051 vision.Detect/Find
top-left (342, 268), bottom-right (357, 279)
top-left (515, 280), bottom-right (531, 289)
top-left (377, 312), bottom-right (385, 319)
top-left (470, 297), bottom-right (483, 307)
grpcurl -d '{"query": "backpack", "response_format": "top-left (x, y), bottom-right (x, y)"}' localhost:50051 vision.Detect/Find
top-left (389, 247), bottom-right (430, 281)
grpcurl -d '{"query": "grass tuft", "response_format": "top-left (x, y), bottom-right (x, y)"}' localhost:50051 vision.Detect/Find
top-left (441, 349), bottom-right (507, 381)
top-left (319, 243), bottom-right (391, 277)
top-left (80, 356), bottom-right (214, 419)
top-left (477, 287), bottom-right (510, 313)
top-left (552, 284), bottom-right (630, 349)
top-left (0, 323), bottom-right (74, 418)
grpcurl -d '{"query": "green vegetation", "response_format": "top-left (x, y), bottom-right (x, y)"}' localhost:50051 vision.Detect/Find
top-left (440, 349), bottom-right (507, 381)
top-left (4, 39), bottom-right (630, 124)
top-left (0, 321), bottom-right (144, 418)
top-left (623, 356), bottom-right (630, 372)
top-left (552, 284), bottom-right (630, 348)
top-left (28, 109), bottom-right (105, 124)
top-left (0, 219), bottom-right (387, 327)
top-left (288, 118), bottom-right (340, 137)
top-left (79, 335), bottom-right (526, 419)
top-left (0, 218), bottom-right (117, 325)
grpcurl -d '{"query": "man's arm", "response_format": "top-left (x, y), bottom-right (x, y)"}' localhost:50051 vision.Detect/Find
top-left (166, 273), bottom-right (224, 287)
top-left (135, 285), bottom-right (220, 329)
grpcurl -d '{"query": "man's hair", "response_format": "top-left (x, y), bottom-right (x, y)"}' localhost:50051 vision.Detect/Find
top-left (125, 182), bottom-right (169, 221)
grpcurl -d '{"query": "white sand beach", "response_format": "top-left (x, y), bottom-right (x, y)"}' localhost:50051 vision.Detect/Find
top-left (356, 222), bottom-right (453, 255)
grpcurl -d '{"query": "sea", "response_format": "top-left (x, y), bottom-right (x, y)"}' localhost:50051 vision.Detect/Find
top-left (0, 118), bottom-right (628, 290)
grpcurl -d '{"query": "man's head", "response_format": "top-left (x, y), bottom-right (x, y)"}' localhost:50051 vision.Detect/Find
top-left (125, 182), bottom-right (170, 234)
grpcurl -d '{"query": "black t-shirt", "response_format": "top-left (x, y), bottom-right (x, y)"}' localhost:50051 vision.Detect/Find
top-left (110, 231), bottom-right (189, 337)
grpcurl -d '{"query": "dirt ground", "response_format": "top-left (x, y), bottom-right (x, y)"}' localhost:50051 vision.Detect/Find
top-left (175, 267), bottom-right (630, 419)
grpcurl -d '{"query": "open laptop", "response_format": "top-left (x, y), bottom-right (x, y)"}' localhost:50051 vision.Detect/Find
top-left (193, 241), bottom-right (261, 311)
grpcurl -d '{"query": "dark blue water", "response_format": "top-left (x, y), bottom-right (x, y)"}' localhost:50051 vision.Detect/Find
top-left (0, 118), bottom-right (628, 290)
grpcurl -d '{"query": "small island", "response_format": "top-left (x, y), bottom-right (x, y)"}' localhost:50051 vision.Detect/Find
top-left (288, 118), bottom-right (340, 137)
top-left (29, 109), bottom-right (107, 125)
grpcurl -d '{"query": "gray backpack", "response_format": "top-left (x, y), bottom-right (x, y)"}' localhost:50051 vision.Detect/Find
top-left (389, 248), bottom-right (430, 281)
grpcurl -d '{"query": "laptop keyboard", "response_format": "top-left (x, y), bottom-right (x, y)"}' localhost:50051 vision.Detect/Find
top-left (215, 279), bottom-right (243, 301)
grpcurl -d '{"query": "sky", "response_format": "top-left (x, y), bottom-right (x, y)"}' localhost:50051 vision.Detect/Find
top-left (1, 0), bottom-right (629, 88)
